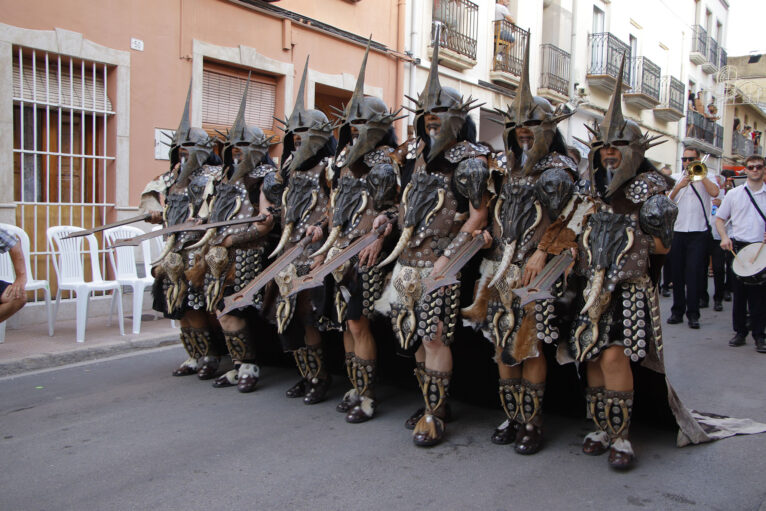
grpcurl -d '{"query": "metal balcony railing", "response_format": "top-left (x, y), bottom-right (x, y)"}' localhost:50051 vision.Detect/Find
top-left (431, 0), bottom-right (479, 61)
top-left (587, 32), bottom-right (631, 86)
top-left (719, 47), bottom-right (727, 68)
top-left (692, 25), bottom-right (708, 55)
top-left (708, 37), bottom-right (719, 67)
top-left (539, 43), bottom-right (570, 96)
top-left (732, 131), bottom-right (755, 157)
top-left (659, 76), bottom-right (685, 112)
top-left (629, 57), bottom-right (660, 101)
top-left (686, 110), bottom-right (723, 149)
top-left (492, 20), bottom-right (529, 77)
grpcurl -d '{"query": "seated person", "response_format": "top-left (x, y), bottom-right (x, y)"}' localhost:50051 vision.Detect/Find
top-left (0, 228), bottom-right (27, 323)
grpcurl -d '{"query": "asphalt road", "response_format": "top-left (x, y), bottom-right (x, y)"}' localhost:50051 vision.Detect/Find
top-left (1, 298), bottom-right (765, 511)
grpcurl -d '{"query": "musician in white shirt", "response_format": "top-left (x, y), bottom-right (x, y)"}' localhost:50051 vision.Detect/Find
top-left (715, 155), bottom-right (766, 352)
top-left (667, 147), bottom-right (721, 329)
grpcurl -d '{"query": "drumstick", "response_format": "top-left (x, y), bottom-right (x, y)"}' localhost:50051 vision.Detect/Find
top-left (751, 242), bottom-right (765, 264)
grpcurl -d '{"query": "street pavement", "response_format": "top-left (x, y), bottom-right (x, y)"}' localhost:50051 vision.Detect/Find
top-left (0, 295), bottom-right (765, 510)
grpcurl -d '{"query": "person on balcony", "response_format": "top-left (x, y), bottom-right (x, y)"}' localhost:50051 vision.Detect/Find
top-left (495, 0), bottom-right (516, 44)
top-left (0, 228), bottom-right (27, 323)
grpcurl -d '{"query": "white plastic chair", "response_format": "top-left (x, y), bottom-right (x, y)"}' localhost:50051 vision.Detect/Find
top-left (47, 225), bottom-right (124, 342)
top-left (151, 225), bottom-right (177, 329)
top-left (0, 223), bottom-right (54, 342)
top-left (104, 226), bottom-right (154, 335)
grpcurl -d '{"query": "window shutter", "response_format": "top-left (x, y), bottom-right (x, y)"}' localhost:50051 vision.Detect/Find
top-left (202, 69), bottom-right (275, 131)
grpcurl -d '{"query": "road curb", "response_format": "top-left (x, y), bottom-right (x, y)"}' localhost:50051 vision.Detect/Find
top-left (0, 335), bottom-right (180, 377)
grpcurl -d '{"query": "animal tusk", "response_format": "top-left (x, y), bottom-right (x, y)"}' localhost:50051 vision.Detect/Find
top-left (151, 234), bottom-right (176, 266)
top-left (351, 191), bottom-right (368, 226)
top-left (488, 240), bottom-right (516, 289)
top-left (521, 200), bottom-right (543, 241)
top-left (424, 188), bottom-right (445, 227)
top-left (616, 227), bottom-right (634, 267)
top-left (494, 196), bottom-right (504, 238)
top-left (377, 225), bottom-right (413, 268)
top-left (582, 223), bottom-right (593, 266)
top-left (580, 268), bottom-right (605, 315)
top-left (269, 223), bottom-right (293, 258)
top-left (187, 228), bottom-right (215, 250)
top-left (301, 190), bottom-right (318, 222)
top-left (401, 182), bottom-right (413, 209)
top-left (309, 225), bottom-right (341, 258)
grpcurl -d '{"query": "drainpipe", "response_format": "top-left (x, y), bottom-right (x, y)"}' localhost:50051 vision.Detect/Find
top-left (396, 0), bottom-right (407, 139)
top-left (407, 0), bottom-right (420, 131)
top-left (567, 0), bottom-right (578, 144)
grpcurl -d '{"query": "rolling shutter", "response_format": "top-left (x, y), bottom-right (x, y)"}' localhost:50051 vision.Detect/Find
top-left (202, 68), bottom-right (275, 131)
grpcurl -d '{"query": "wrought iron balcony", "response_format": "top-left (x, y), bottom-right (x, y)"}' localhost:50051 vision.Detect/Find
top-left (490, 20), bottom-right (529, 87)
top-left (538, 43), bottom-right (570, 101)
top-left (718, 47), bottom-right (727, 69)
top-left (430, 0), bottom-right (479, 70)
top-left (654, 76), bottom-right (685, 122)
top-left (684, 110), bottom-right (723, 155)
top-left (624, 57), bottom-right (660, 109)
top-left (689, 25), bottom-right (708, 65)
top-left (732, 131), bottom-right (756, 158)
top-left (703, 37), bottom-right (719, 74)
top-left (586, 32), bottom-right (631, 93)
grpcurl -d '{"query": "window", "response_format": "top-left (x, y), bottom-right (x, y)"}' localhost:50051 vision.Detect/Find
top-left (592, 6), bottom-right (605, 34)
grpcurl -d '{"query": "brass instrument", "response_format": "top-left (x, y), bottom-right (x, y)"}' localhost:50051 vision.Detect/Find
top-left (685, 160), bottom-right (708, 181)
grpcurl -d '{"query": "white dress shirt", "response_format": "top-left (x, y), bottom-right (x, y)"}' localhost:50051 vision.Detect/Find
top-left (670, 173), bottom-right (719, 232)
top-left (716, 182), bottom-right (766, 243)
top-left (711, 187), bottom-right (727, 241)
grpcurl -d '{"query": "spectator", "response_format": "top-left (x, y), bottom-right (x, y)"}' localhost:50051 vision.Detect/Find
top-left (659, 165), bottom-right (674, 297)
top-left (715, 154), bottom-right (766, 353)
top-left (702, 174), bottom-right (732, 311)
top-left (0, 227), bottom-right (27, 323)
top-left (667, 147), bottom-right (721, 329)
top-left (733, 118), bottom-right (741, 133)
top-left (495, 0), bottom-right (516, 51)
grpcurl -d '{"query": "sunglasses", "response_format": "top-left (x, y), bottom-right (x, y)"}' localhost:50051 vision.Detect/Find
top-left (746, 164), bottom-right (765, 170)
top-left (681, 156), bottom-right (696, 162)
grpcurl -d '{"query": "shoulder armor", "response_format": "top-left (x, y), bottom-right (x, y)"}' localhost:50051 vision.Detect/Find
top-left (532, 152), bottom-right (578, 175)
top-left (488, 150), bottom-right (508, 174)
top-left (639, 194), bottom-right (678, 249)
top-left (248, 163), bottom-right (276, 180)
top-left (363, 146), bottom-right (396, 168)
top-left (262, 170), bottom-right (285, 207)
top-left (444, 141), bottom-right (490, 164)
top-left (404, 138), bottom-right (420, 161)
top-left (625, 171), bottom-right (672, 204)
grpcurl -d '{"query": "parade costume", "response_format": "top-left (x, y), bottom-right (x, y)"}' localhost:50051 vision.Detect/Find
top-left (269, 57), bottom-right (336, 405)
top-left (461, 43), bottom-right (579, 454)
top-left (375, 32), bottom-right (488, 446)
top-left (194, 81), bottom-right (279, 393)
top-left (312, 43), bottom-right (403, 422)
top-left (144, 83), bottom-right (225, 379)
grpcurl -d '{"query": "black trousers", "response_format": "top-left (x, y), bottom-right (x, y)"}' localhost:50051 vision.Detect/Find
top-left (670, 230), bottom-right (708, 320)
top-left (701, 233), bottom-right (732, 303)
top-left (661, 256), bottom-right (673, 290)
top-left (732, 241), bottom-right (766, 339)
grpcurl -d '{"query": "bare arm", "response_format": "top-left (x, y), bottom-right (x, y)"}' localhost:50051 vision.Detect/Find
top-left (700, 177), bottom-right (720, 197)
top-left (7, 243), bottom-right (27, 300)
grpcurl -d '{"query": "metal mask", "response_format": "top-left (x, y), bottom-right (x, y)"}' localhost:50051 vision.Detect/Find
top-left (575, 54), bottom-right (664, 197)
top-left (499, 38), bottom-right (573, 176)
top-left (177, 127), bottom-right (214, 184)
top-left (408, 25), bottom-right (481, 163)
top-left (535, 167), bottom-right (574, 220)
top-left (454, 158), bottom-right (489, 210)
top-left (224, 77), bottom-right (272, 182)
top-left (275, 56), bottom-right (334, 172)
top-left (336, 41), bottom-right (401, 168)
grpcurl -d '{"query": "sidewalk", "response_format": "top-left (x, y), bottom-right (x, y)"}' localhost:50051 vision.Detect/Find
top-left (0, 312), bottom-right (178, 377)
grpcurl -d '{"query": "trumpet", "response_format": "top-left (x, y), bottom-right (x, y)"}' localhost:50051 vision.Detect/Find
top-left (685, 160), bottom-right (708, 181)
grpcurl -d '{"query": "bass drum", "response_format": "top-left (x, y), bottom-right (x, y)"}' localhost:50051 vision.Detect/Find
top-left (732, 242), bottom-right (766, 285)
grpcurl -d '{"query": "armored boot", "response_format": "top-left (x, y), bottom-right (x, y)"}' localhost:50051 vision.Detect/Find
top-left (514, 380), bottom-right (545, 455)
top-left (405, 362), bottom-right (453, 430)
top-left (582, 387), bottom-right (609, 455)
top-left (194, 328), bottom-right (222, 380)
top-left (303, 344), bottom-right (332, 405)
top-left (172, 327), bottom-right (201, 376)
top-left (220, 327), bottom-right (259, 393)
top-left (412, 369), bottom-right (451, 447)
top-left (346, 356), bottom-right (377, 423)
top-left (604, 390), bottom-right (635, 470)
top-left (492, 378), bottom-right (521, 445)
top-left (285, 347), bottom-right (309, 398)
top-left (213, 327), bottom-right (247, 389)
top-left (336, 352), bottom-right (359, 413)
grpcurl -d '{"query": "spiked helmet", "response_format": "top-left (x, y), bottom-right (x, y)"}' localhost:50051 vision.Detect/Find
top-left (168, 79), bottom-right (193, 168)
top-left (275, 56), bottom-right (334, 172)
top-left (223, 75), bottom-right (272, 182)
top-left (574, 54), bottom-right (664, 197)
top-left (498, 38), bottom-right (573, 176)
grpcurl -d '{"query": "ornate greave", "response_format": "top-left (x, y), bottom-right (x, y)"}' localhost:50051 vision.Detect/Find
top-left (187, 327), bottom-right (214, 358)
top-left (305, 344), bottom-right (327, 383)
top-left (352, 356), bottom-right (376, 399)
top-left (498, 378), bottom-right (522, 423)
top-left (179, 327), bottom-right (202, 360)
top-left (585, 386), bottom-right (608, 432)
top-left (519, 380), bottom-right (545, 425)
top-left (421, 369), bottom-right (451, 418)
top-left (293, 347), bottom-right (309, 379)
top-left (604, 390), bottom-right (634, 441)
top-left (344, 352), bottom-right (355, 385)
top-left (223, 327), bottom-right (255, 363)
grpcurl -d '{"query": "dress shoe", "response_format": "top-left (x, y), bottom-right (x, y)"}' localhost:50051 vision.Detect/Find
top-left (346, 398), bottom-right (375, 423)
top-left (688, 318), bottom-right (700, 329)
top-left (196, 356), bottom-right (220, 380)
top-left (514, 423), bottom-right (543, 455)
top-left (608, 439), bottom-right (636, 470)
top-left (755, 337), bottom-right (766, 353)
top-left (699, 299), bottom-right (709, 309)
top-left (714, 301), bottom-right (723, 311)
top-left (212, 369), bottom-right (238, 388)
top-left (236, 364), bottom-right (259, 393)
top-left (661, 287), bottom-right (671, 297)
top-left (582, 431), bottom-right (609, 456)
top-left (723, 291), bottom-right (732, 302)
top-left (667, 314), bottom-right (683, 325)
top-left (405, 403), bottom-right (453, 430)
top-left (285, 378), bottom-right (308, 398)
top-left (336, 390), bottom-right (359, 413)
top-left (412, 414), bottom-right (446, 447)
top-left (728, 334), bottom-right (746, 347)
top-left (491, 419), bottom-right (518, 445)
top-left (172, 364), bottom-right (198, 377)
top-left (303, 376), bottom-right (331, 405)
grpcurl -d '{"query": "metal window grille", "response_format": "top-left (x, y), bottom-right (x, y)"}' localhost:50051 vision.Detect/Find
top-left (492, 20), bottom-right (529, 77)
top-left (588, 32), bottom-right (631, 86)
top-left (629, 57), bottom-right (661, 101)
top-left (12, 47), bottom-right (115, 301)
top-left (431, 0), bottom-right (479, 60)
top-left (539, 43), bottom-right (570, 96)
top-left (659, 76), bottom-right (685, 113)
top-left (707, 37), bottom-right (719, 68)
top-left (719, 47), bottom-right (727, 69)
top-left (686, 110), bottom-right (723, 149)
top-left (202, 69), bottom-right (276, 131)
top-left (692, 25), bottom-right (708, 55)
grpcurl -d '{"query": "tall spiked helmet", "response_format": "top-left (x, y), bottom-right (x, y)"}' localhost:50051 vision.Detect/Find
top-left (408, 25), bottom-right (482, 162)
top-left (172, 80), bottom-right (215, 184)
top-left (336, 39), bottom-right (402, 168)
top-left (168, 80), bottom-right (193, 168)
top-left (499, 37), bottom-right (573, 176)
top-left (223, 75), bottom-right (272, 182)
top-left (575, 53), bottom-right (664, 197)
top-left (276, 56), bottom-right (334, 172)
